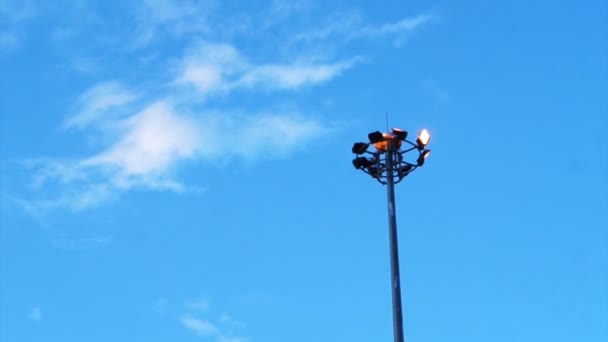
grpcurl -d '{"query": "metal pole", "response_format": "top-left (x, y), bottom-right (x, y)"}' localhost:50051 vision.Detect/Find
top-left (385, 141), bottom-right (405, 342)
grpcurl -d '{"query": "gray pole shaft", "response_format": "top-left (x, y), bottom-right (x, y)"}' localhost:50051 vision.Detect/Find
top-left (385, 143), bottom-right (405, 342)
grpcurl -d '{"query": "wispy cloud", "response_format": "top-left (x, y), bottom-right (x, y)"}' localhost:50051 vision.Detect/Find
top-left (181, 315), bottom-right (218, 336)
top-left (237, 59), bottom-right (359, 90)
top-left (175, 42), bottom-right (245, 95)
top-left (19, 100), bottom-right (203, 213)
top-left (294, 13), bottom-right (433, 44)
top-left (20, 93), bottom-right (331, 212)
top-left (356, 14), bottom-right (433, 37)
top-left (27, 307), bottom-right (42, 322)
top-left (63, 81), bottom-right (138, 129)
top-left (176, 41), bottom-right (360, 95)
top-left (84, 101), bottom-right (201, 177)
top-left (180, 313), bottom-right (248, 341)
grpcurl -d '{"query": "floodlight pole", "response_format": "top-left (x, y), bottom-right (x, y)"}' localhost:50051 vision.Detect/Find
top-left (352, 128), bottom-right (431, 342)
top-left (385, 141), bottom-right (405, 342)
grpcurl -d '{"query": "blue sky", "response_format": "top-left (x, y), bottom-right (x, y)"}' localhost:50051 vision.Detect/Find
top-left (1, 0), bottom-right (607, 341)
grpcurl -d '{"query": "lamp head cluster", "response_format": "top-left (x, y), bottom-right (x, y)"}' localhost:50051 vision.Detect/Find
top-left (352, 128), bottom-right (431, 184)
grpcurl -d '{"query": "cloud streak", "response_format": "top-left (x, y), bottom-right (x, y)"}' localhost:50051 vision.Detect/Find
top-left (237, 60), bottom-right (358, 90)
top-left (176, 41), bottom-right (360, 95)
top-left (294, 13), bottom-right (433, 43)
top-left (356, 14), bottom-right (433, 37)
top-left (181, 315), bottom-right (218, 336)
top-left (64, 81), bottom-right (138, 129)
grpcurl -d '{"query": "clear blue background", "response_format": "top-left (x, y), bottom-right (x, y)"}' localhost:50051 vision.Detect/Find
top-left (1, 1), bottom-right (607, 341)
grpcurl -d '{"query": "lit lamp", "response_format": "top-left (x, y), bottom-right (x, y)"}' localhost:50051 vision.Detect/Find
top-left (416, 129), bottom-right (431, 148)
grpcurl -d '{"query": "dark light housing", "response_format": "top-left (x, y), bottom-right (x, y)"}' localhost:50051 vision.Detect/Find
top-left (367, 166), bottom-right (382, 178)
top-left (392, 128), bottom-right (408, 141)
top-left (417, 149), bottom-right (431, 166)
top-left (397, 164), bottom-right (413, 177)
top-left (352, 142), bottom-right (369, 154)
top-left (353, 157), bottom-right (373, 169)
top-left (368, 131), bottom-right (385, 144)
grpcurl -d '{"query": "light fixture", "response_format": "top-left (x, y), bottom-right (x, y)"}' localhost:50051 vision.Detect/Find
top-left (352, 142), bottom-right (369, 154)
top-left (374, 133), bottom-right (401, 151)
top-left (416, 149), bottom-right (431, 166)
top-left (397, 164), bottom-right (413, 177)
top-left (392, 128), bottom-right (408, 141)
top-left (416, 129), bottom-right (431, 148)
top-left (368, 131), bottom-right (385, 144)
top-left (367, 166), bottom-right (381, 178)
top-left (352, 157), bottom-right (372, 169)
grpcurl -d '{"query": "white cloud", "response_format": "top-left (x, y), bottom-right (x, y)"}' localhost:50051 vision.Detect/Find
top-left (21, 97), bottom-right (331, 212)
top-left (356, 14), bottom-right (432, 37)
top-left (64, 82), bottom-right (137, 129)
top-left (179, 312), bottom-right (248, 341)
top-left (179, 64), bottom-right (223, 94)
top-left (175, 42), bottom-right (245, 95)
top-left (238, 59), bottom-right (359, 90)
top-left (210, 111), bottom-right (330, 161)
top-left (84, 101), bottom-right (201, 176)
top-left (294, 13), bottom-right (432, 43)
top-left (17, 100), bottom-right (203, 212)
top-left (176, 41), bottom-right (358, 95)
top-left (27, 307), bottom-right (42, 322)
top-left (181, 315), bottom-right (218, 336)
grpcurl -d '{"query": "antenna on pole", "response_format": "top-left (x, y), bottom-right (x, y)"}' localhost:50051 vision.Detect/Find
top-left (386, 112), bottom-right (389, 132)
